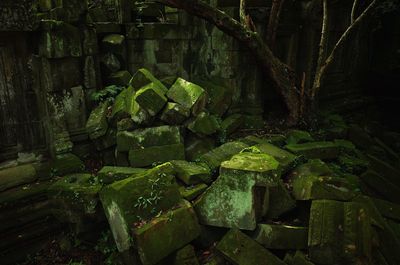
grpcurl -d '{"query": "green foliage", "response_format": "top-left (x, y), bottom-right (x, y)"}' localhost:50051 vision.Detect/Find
top-left (90, 85), bottom-right (124, 103)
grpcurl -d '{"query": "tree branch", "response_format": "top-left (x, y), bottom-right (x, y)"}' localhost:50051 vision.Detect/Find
top-left (351, 0), bottom-right (360, 23)
top-left (311, 0), bottom-right (378, 99)
top-left (312, 0), bottom-right (328, 98)
top-left (240, 0), bottom-right (247, 26)
top-left (266, 0), bottom-right (285, 50)
top-left (156, 0), bottom-right (301, 124)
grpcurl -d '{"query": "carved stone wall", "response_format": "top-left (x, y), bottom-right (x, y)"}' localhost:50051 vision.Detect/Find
top-left (0, 0), bottom-right (38, 31)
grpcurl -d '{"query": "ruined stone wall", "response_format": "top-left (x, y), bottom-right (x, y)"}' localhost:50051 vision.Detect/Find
top-left (1, 0), bottom-right (374, 160)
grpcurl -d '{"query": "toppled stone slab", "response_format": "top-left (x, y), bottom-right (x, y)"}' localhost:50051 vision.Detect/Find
top-left (367, 154), bottom-right (400, 188)
top-left (48, 173), bottom-right (103, 222)
top-left (172, 245), bottom-right (199, 265)
top-left (130, 68), bottom-right (168, 93)
top-left (291, 159), bottom-right (333, 178)
top-left (252, 224), bottom-right (308, 249)
top-left (117, 125), bottom-right (183, 152)
top-left (266, 181), bottom-right (296, 219)
top-left (308, 200), bottom-right (372, 264)
top-left (242, 134), bottom-right (287, 147)
top-left (129, 143), bottom-right (185, 167)
top-left (371, 198), bottom-right (400, 222)
top-left (198, 141), bottom-right (249, 173)
top-left (51, 153), bottom-right (85, 177)
top-left (216, 229), bottom-right (286, 265)
top-left (185, 136), bottom-right (215, 162)
top-left (99, 163), bottom-right (181, 253)
top-left (102, 34), bottom-right (126, 55)
top-left (188, 112), bottom-right (220, 136)
top-left (0, 164), bottom-right (37, 192)
top-left (94, 128), bottom-right (116, 151)
top-left (133, 200), bottom-right (201, 265)
top-left (284, 251), bottom-right (315, 265)
top-left (171, 160), bottom-right (212, 185)
top-left (135, 82), bottom-right (168, 116)
top-left (86, 101), bottom-right (110, 140)
top-left (167, 78), bottom-right (208, 116)
top-left (360, 170), bottom-right (400, 204)
top-left (251, 142), bottom-right (300, 173)
top-left (97, 166), bottom-right (146, 184)
top-left (179, 184), bottom-right (208, 201)
top-left (241, 115), bottom-right (265, 129)
top-left (160, 102), bottom-right (190, 125)
top-left (219, 114), bottom-right (243, 137)
top-left (192, 79), bottom-right (231, 117)
top-left (195, 152), bottom-right (280, 230)
top-left (286, 130), bottom-right (314, 145)
top-left (107, 70), bottom-right (132, 86)
top-left (292, 175), bottom-right (357, 201)
top-left (285, 141), bottom-right (340, 160)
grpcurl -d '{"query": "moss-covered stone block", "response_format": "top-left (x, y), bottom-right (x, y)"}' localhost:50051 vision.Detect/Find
top-left (94, 128), bottom-right (117, 151)
top-left (167, 78), bottom-right (208, 116)
top-left (216, 228), bottom-right (286, 265)
top-left (86, 101), bottom-right (110, 140)
top-left (135, 82), bottom-right (168, 116)
top-left (308, 200), bottom-right (372, 264)
top-left (219, 114), bottom-right (243, 137)
top-left (194, 153), bottom-right (279, 230)
top-left (252, 224), bottom-right (308, 249)
top-left (170, 160), bottom-right (212, 185)
top-left (192, 79), bottom-right (231, 117)
top-left (185, 135), bottom-right (216, 162)
top-left (99, 163), bottom-right (182, 252)
top-left (241, 115), bottom-right (265, 129)
top-left (130, 68), bottom-right (168, 93)
top-left (188, 112), bottom-right (220, 136)
top-left (172, 245), bottom-right (199, 265)
top-left (97, 166), bottom-right (146, 184)
top-left (198, 141), bottom-right (249, 173)
top-left (266, 181), bottom-right (296, 219)
top-left (360, 170), bottom-right (400, 204)
top-left (285, 141), bottom-right (340, 160)
top-left (47, 173), bottom-right (103, 222)
top-left (102, 34), bottom-right (126, 56)
top-left (51, 153), bottom-right (85, 177)
top-left (111, 86), bottom-right (152, 125)
top-left (107, 70), bottom-right (132, 86)
top-left (292, 175), bottom-right (357, 201)
top-left (286, 130), bottom-right (314, 145)
top-left (160, 102), bottom-right (190, 125)
top-left (129, 143), bottom-right (185, 167)
top-left (116, 125), bottom-right (183, 152)
top-left (0, 164), bottom-right (37, 192)
top-left (249, 142), bottom-right (300, 173)
top-left (133, 200), bottom-right (201, 265)
top-left (284, 251), bottom-right (315, 265)
top-left (179, 184), bottom-right (208, 201)
top-left (242, 134), bottom-right (287, 147)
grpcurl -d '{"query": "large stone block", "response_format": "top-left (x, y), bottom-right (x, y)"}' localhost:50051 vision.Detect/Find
top-left (116, 125), bottom-right (183, 152)
top-left (86, 101), bottom-right (110, 140)
top-left (308, 200), bottom-right (372, 264)
top-left (198, 141), bottom-right (249, 173)
top-left (0, 164), bottom-right (37, 192)
top-left (285, 141), bottom-right (340, 160)
top-left (252, 224), bottom-right (308, 249)
top-left (99, 163), bottom-right (182, 252)
top-left (130, 68), bottom-right (168, 92)
top-left (170, 160), bottom-right (212, 185)
top-left (188, 112), bottom-right (220, 136)
top-left (160, 102), bottom-right (190, 125)
top-left (97, 166), bottom-right (146, 184)
top-left (135, 82), bottom-right (168, 116)
top-left (216, 229), bottom-right (286, 265)
top-left (167, 78), bottom-right (208, 116)
top-left (133, 200), bottom-right (201, 265)
top-left (194, 152), bottom-right (280, 230)
top-left (129, 143), bottom-right (185, 167)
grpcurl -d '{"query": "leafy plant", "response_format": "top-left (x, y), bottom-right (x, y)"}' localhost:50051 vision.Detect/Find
top-left (90, 85), bottom-right (124, 103)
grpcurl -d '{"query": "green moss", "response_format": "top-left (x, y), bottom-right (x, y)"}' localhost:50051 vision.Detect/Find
top-left (160, 102), bottom-right (190, 125)
top-left (130, 68), bottom-right (168, 93)
top-left (179, 184), bottom-right (208, 201)
top-left (216, 228), bottom-right (286, 265)
top-left (252, 224), bottom-right (308, 250)
top-left (133, 200), bottom-right (201, 265)
top-left (135, 82), bottom-right (168, 116)
top-left (86, 101), bottom-right (110, 140)
top-left (129, 143), bottom-right (185, 167)
top-left (167, 78), bottom-right (207, 116)
top-left (285, 141), bottom-right (340, 160)
top-left (171, 160), bottom-right (212, 185)
top-left (97, 166), bottom-right (147, 184)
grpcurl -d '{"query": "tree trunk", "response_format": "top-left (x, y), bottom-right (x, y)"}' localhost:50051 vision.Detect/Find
top-left (266, 0), bottom-right (286, 51)
top-left (156, 0), bottom-right (301, 125)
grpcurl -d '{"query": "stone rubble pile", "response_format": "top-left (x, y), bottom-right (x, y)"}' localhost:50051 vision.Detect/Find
top-left (47, 90), bottom-right (400, 265)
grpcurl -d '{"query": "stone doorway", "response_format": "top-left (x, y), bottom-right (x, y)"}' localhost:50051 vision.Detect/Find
top-left (0, 33), bottom-right (46, 162)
